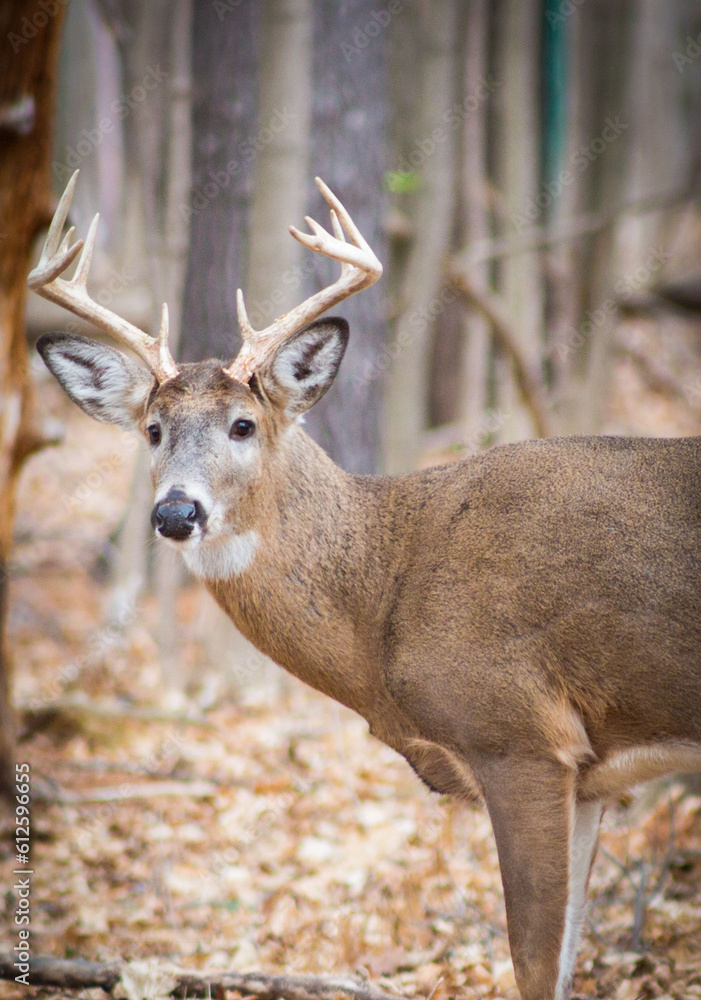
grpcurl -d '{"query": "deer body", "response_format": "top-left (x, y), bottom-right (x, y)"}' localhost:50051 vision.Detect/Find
top-left (198, 424), bottom-right (701, 773)
top-left (32, 174), bottom-right (701, 1000)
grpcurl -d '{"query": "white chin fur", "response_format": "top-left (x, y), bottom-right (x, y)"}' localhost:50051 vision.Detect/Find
top-left (159, 531), bottom-right (203, 552)
top-left (180, 529), bottom-right (260, 580)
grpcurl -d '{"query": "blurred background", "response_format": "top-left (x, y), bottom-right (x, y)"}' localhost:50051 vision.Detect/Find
top-left (4, 0), bottom-right (701, 766)
top-left (3, 0), bottom-right (701, 757)
top-left (2, 3), bottom-right (701, 995)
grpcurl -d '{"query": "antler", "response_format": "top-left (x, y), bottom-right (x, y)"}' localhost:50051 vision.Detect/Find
top-left (28, 171), bottom-right (179, 384)
top-left (225, 176), bottom-right (383, 383)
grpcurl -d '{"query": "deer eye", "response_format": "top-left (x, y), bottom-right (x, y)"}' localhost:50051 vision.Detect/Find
top-left (147, 424), bottom-right (162, 446)
top-left (230, 418), bottom-right (255, 439)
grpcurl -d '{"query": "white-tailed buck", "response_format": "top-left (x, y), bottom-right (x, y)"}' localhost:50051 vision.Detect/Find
top-left (32, 171), bottom-right (701, 1000)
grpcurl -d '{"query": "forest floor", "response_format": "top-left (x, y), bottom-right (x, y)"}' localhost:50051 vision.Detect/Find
top-left (2, 319), bottom-right (701, 1000)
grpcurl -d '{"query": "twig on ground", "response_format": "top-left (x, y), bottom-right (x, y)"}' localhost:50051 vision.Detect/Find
top-left (631, 860), bottom-right (647, 951)
top-left (49, 780), bottom-right (218, 804)
top-left (0, 954), bottom-right (409, 1000)
top-left (651, 791), bottom-right (677, 898)
top-left (17, 697), bottom-right (216, 727)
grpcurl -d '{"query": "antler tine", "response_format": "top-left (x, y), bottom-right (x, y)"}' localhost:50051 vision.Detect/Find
top-left (42, 168), bottom-right (79, 260)
top-left (27, 171), bottom-right (179, 384)
top-left (236, 288), bottom-right (255, 340)
top-left (57, 227), bottom-right (75, 260)
top-left (225, 179), bottom-right (382, 385)
top-left (329, 209), bottom-right (346, 245)
top-left (28, 236), bottom-right (84, 288)
top-left (156, 303), bottom-right (175, 373)
top-left (70, 212), bottom-right (98, 289)
top-left (287, 217), bottom-right (376, 271)
top-left (328, 210), bottom-right (353, 277)
top-left (314, 176), bottom-right (369, 251)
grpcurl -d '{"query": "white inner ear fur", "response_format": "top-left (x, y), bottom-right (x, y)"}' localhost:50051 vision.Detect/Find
top-left (270, 328), bottom-right (344, 417)
top-left (45, 339), bottom-right (151, 430)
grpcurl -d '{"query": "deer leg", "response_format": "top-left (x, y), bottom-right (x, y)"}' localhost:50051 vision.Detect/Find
top-left (556, 798), bottom-right (602, 997)
top-left (475, 755), bottom-right (600, 1000)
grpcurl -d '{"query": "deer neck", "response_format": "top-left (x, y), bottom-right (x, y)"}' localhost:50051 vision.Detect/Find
top-left (196, 428), bottom-right (402, 722)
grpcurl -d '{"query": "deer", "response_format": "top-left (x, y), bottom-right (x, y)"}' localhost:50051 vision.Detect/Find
top-left (30, 170), bottom-right (701, 1000)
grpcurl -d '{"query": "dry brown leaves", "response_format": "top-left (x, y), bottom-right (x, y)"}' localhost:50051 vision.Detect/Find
top-left (1, 368), bottom-right (701, 1000)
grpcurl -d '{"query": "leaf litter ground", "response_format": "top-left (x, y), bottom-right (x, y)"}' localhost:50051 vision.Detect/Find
top-left (1, 358), bottom-right (701, 1000)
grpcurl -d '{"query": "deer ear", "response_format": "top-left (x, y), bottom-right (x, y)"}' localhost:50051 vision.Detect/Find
top-left (37, 333), bottom-right (155, 431)
top-left (257, 318), bottom-right (349, 417)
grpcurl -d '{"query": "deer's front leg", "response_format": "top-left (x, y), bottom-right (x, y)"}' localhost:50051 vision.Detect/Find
top-left (476, 756), bottom-right (601, 1000)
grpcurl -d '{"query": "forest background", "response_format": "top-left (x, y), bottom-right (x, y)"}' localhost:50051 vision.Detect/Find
top-left (2, 2), bottom-right (701, 999)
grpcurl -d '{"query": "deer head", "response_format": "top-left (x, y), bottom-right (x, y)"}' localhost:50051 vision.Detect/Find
top-left (33, 172), bottom-right (382, 562)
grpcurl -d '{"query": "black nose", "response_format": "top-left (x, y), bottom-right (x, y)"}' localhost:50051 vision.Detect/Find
top-left (151, 491), bottom-right (206, 540)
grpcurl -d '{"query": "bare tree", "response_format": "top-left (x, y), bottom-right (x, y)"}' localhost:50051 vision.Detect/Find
top-left (303, 0), bottom-right (391, 474)
top-left (180, 1), bottom-right (261, 362)
top-left (95, 0), bottom-right (194, 688)
top-left (493, 0), bottom-right (545, 442)
top-left (570, 0), bottom-right (636, 432)
top-left (179, 1), bottom-right (264, 697)
top-left (384, 0), bottom-right (460, 473)
top-left (247, 0), bottom-right (312, 328)
top-left (0, 0), bottom-right (67, 795)
top-left (459, 0), bottom-right (492, 445)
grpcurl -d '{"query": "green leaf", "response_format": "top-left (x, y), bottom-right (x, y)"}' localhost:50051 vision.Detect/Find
top-left (384, 170), bottom-right (421, 194)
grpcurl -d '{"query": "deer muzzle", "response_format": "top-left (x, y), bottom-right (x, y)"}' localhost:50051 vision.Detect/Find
top-left (151, 490), bottom-right (207, 541)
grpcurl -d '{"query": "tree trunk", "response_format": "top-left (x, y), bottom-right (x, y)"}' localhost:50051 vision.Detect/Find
top-left (573, 0), bottom-right (635, 432)
top-left (383, 0), bottom-right (460, 473)
top-left (545, 0), bottom-right (588, 428)
top-left (459, 0), bottom-right (492, 446)
top-left (493, 0), bottom-right (545, 443)
top-left (95, 0), bottom-right (194, 690)
top-left (246, 0), bottom-right (312, 328)
top-left (178, 1), bottom-right (267, 698)
top-left (0, 0), bottom-right (67, 796)
top-left (303, 0), bottom-right (390, 475)
top-left (616, 0), bottom-right (686, 275)
top-left (154, 0), bottom-right (193, 692)
top-left (179, 0), bottom-right (261, 362)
